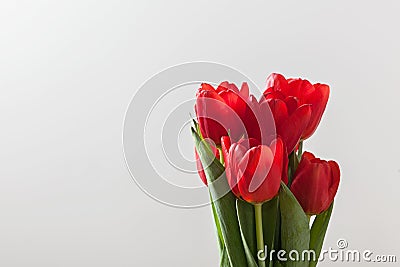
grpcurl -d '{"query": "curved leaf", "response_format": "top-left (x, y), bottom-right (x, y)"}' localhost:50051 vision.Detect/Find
top-left (279, 182), bottom-right (310, 267)
top-left (211, 195), bottom-right (224, 253)
top-left (192, 128), bottom-right (247, 267)
top-left (236, 199), bottom-right (258, 267)
top-left (309, 203), bottom-right (333, 267)
top-left (220, 246), bottom-right (231, 267)
top-left (262, 196), bottom-right (279, 267)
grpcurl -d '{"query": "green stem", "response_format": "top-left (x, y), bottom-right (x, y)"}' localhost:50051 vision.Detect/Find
top-left (255, 203), bottom-right (266, 267)
top-left (288, 152), bottom-right (298, 188)
top-left (297, 141), bottom-right (303, 160)
top-left (293, 151), bottom-right (299, 170)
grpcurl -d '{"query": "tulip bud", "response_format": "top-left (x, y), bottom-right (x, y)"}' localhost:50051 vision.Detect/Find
top-left (290, 152), bottom-right (340, 215)
top-left (221, 136), bottom-right (286, 204)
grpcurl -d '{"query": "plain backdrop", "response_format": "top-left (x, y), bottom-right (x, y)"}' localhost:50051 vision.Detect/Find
top-left (1, 1), bottom-right (400, 266)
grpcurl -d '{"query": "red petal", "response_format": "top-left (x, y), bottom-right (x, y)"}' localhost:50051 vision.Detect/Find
top-left (226, 143), bottom-right (247, 197)
top-left (327, 160), bottom-right (340, 200)
top-left (302, 151), bottom-right (315, 161)
top-left (237, 137), bottom-right (261, 149)
top-left (291, 162), bottom-right (331, 214)
top-left (277, 104), bottom-right (311, 154)
top-left (196, 87), bottom-right (229, 144)
top-left (240, 82), bottom-right (250, 98)
top-left (237, 145), bottom-right (280, 203)
top-left (270, 138), bottom-right (287, 184)
top-left (268, 99), bottom-right (288, 127)
top-left (217, 81), bottom-right (239, 93)
top-left (242, 95), bottom-right (263, 141)
top-left (258, 100), bottom-right (278, 145)
top-left (218, 90), bottom-right (252, 140)
top-left (287, 78), bottom-right (314, 99)
top-left (198, 83), bottom-right (216, 94)
top-left (284, 96), bottom-right (299, 115)
top-left (266, 73), bottom-right (289, 93)
top-left (302, 83), bottom-right (330, 139)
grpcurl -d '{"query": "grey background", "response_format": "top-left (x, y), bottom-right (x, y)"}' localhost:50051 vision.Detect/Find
top-left (1, 1), bottom-right (399, 266)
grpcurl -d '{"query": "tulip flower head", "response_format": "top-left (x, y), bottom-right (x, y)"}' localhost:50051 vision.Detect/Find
top-left (290, 152), bottom-right (340, 215)
top-left (195, 82), bottom-right (271, 145)
top-left (221, 136), bottom-right (286, 204)
top-left (262, 73), bottom-right (329, 153)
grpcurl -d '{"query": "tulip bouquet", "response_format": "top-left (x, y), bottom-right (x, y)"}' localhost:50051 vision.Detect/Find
top-left (192, 74), bottom-right (340, 267)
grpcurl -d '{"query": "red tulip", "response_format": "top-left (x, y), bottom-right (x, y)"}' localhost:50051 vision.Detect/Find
top-left (290, 152), bottom-right (340, 215)
top-left (194, 141), bottom-right (220, 185)
top-left (221, 136), bottom-right (285, 203)
top-left (262, 73), bottom-right (329, 153)
top-left (195, 82), bottom-right (263, 145)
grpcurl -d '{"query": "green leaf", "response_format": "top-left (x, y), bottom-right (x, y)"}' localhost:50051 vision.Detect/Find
top-left (193, 119), bottom-right (203, 139)
top-left (309, 203), bottom-right (334, 267)
top-left (211, 196), bottom-right (224, 253)
top-left (194, 120), bottom-right (225, 255)
top-left (262, 196), bottom-right (279, 267)
top-left (236, 199), bottom-right (258, 267)
top-left (220, 246), bottom-right (231, 267)
top-left (273, 198), bottom-right (282, 260)
top-left (192, 128), bottom-right (247, 267)
top-left (279, 182), bottom-right (310, 267)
